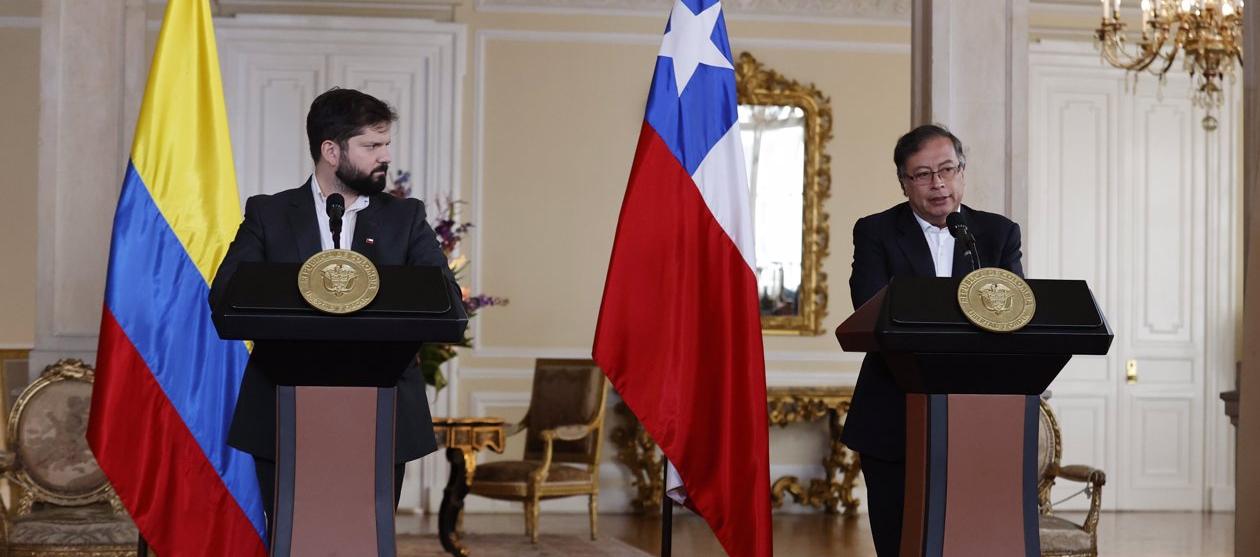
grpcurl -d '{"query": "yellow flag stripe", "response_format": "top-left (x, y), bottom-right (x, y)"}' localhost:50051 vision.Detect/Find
top-left (130, 0), bottom-right (241, 286)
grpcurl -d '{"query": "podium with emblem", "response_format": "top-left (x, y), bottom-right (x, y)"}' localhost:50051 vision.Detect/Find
top-left (836, 271), bottom-right (1112, 557)
top-left (212, 250), bottom-right (466, 557)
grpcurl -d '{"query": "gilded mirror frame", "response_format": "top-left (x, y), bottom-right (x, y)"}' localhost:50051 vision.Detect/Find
top-left (735, 52), bottom-right (832, 335)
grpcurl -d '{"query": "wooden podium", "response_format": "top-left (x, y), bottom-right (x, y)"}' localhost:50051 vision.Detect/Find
top-left (213, 262), bottom-right (467, 557)
top-left (836, 276), bottom-right (1112, 557)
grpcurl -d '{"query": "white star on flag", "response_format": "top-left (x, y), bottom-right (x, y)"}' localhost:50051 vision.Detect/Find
top-left (658, 0), bottom-right (733, 95)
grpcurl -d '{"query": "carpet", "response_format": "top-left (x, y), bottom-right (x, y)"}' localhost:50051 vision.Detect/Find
top-left (396, 534), bottom-right (652, 556)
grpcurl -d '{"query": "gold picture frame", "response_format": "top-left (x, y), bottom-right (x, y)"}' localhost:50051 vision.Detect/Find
top-left (735, 52), bottom-right (833, 335)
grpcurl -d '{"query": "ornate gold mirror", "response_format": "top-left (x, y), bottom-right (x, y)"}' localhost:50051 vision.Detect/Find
top-left (735, 52), bottom-right (832, 335)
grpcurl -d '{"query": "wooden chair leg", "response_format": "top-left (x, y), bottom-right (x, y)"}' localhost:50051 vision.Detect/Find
top-left (523, 500), bottom-right (535, 538)
top-left (528, 495), bottom-right (542, 543)
top-left (589, 492), bottom-right (599, 540)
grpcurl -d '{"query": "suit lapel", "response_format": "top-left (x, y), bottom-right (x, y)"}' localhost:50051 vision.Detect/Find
top-left (287, 178), bottom-right (322, 261)
top-left (351, 196), bottom-right (382, 263)
top-left (895, 204), bottom-right (937, 278)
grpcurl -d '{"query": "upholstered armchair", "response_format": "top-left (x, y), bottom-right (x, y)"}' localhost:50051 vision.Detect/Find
top-left (0, 359), bottom-right (137, 557)
top-left (468, 359), bottom-right (607, 543)
top-left (1037, 399), bottom-right (1106, 557)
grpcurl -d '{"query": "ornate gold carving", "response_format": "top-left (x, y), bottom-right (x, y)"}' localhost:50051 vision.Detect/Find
top-left (1037, 399), bottom-right (1105, 557)
top-left (298, 248), bottom-right (380, 314)
top-left (0, 348), bottom-right (27, 434)
top-left (612, 387), bottom-right (859, 515)
top-left (6, 359), bottom-right (117, 509)
top-left (15, 488), bottom-right (35, 516)
top-left (1038, 399), bottom-right (1063, 514)
top-left (3, 359), bottom-right (137, 556)
top-left (610, 402), bottom-right (663, 515)
top-left (735, 52), bottom-right (832, 336)
top-left (765, 387), bottom-right (860, 515)
top-left (957, 268), bottom-right (1036, 333)
top-left (433, 417), bottom-right (507, 487)
top-left (8, 548), bottom-right (137, 557)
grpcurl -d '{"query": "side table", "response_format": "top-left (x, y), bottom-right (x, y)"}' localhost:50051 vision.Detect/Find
top-left (432, 417), bottom-right (506, 557)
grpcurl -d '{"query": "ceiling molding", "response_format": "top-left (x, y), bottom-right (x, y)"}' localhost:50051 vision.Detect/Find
top-left (151, 0), bottom-right (461, 20)
top-left (1030, 26), bottom-right (1097, 43)
top-left (475, 0), bottom-right (910, 24)
top-left (1030, 0), bottom-right (1120, 16)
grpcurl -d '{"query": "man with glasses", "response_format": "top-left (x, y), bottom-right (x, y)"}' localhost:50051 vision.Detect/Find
top-left (843, 124), bottom-right (1024, 556)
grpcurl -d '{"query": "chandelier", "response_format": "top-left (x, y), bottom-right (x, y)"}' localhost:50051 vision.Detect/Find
top-left (1096, 0), bottom-right (1243, 130)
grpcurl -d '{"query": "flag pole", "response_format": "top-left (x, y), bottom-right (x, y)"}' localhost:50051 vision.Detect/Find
top-left (661, 457), bottom-right (672, 557)
top-left (138, 534), bottom-right (149, 557)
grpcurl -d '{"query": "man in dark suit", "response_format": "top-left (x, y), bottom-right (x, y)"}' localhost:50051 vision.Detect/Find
top-left (843, 124), bottom-right (1024, 556)
top-left (208, 88), bottom-right (463, 526)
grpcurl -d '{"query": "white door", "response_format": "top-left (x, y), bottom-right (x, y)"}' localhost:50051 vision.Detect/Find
top-left (1028, 40), bottom-right (1238, 510)
top-left (214, 14), bottom-right (464, 206)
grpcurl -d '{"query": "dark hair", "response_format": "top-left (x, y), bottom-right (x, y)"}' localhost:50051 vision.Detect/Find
top-left (306, 88), bottom-right (398, 163)
top-left (892, 124), bottom-right (965, 177)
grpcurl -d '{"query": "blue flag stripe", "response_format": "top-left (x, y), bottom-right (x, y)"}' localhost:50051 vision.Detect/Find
top-left (104, 163), bottom-right (265, 540)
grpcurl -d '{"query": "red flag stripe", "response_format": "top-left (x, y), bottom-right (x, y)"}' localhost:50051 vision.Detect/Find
top-left (89, 308), bottom-right (267, 556)
top-left (595, 123), bottom-right (772, 556)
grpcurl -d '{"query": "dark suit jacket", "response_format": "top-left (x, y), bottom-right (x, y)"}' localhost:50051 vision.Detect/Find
top-left (841, 202), bottom-right (1023, 461)
top-left (208, 180), bottom-right (465, 462)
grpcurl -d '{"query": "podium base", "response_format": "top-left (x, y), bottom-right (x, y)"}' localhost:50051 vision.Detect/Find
top-left (271, 386), bottom-right (397, 557)
top-left (901, 394), bottom-right (1039, 557)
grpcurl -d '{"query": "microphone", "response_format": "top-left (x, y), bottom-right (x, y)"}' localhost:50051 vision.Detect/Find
top-left (946, 212), bottom-right (981, 271)
top-left (326, 193), bottom-right (345, 250)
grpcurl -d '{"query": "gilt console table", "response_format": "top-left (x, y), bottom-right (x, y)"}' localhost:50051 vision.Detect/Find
top-left (611, 386), bottom-right (860, 515)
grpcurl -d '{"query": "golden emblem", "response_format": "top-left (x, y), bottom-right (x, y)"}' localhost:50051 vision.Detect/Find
top-left (957, 268), bottom-right (1036, 333)
top-left (298, 249), bottom-right (379, 314)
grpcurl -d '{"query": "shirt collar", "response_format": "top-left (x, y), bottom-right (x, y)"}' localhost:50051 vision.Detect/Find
top-left (911, 207), bottom-right (961, 234)
top-left (917, 210), bottom-right (947, 234)
top-left (310, 175), bottom-right (370, 211)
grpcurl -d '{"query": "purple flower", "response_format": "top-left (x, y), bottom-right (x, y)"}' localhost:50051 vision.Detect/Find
top-left (389, 178), bottom-right (511, 391)
top-left (464, 294), bottom-right (509, 313)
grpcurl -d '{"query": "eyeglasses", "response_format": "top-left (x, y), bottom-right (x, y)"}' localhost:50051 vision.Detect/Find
top-left (901, 164), bottom-right (964, 187)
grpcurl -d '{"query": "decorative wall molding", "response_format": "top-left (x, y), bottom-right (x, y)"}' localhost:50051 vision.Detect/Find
top-left (470, 28), bottom-right (910, 53)
top-left (469, 390), bottom-right (531, 418)
top-left (151, 0), bottom-right (460, 20)
top-left (0, 16), bottom-right (40, 28)
top-left (459, 364), bottom-right (859, 386)
top-left (466, 344), bottom-right (862, 365)
top-left (1029, 0), bottom-right (1106, 15)
top-left (468, 30), bottom-right (904, 362)
top-left (32, 0), bottom-right (149, 373)
top-left (475, 0), bottom-right (909, 23)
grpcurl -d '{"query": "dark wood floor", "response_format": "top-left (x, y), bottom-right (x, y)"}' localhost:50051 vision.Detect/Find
top-left (398, 510), bottom-right (1234, 556)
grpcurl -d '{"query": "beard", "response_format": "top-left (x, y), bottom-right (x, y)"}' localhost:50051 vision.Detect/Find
top-left (336, 159), bottom-right (389, 195)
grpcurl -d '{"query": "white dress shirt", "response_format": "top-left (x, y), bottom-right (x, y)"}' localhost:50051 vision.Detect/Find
top-left (912, 211), bottom-right (954, 278)
top-left (311, 175), bottom-right (370, 251)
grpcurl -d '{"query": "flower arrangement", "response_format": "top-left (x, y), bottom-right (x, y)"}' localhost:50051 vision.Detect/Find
top-left (388, 170), bottom-right (508, 391)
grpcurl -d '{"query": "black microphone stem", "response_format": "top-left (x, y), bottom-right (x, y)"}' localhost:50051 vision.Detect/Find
top-left (326, 193), bottom-right (345, 250)
top-left (965, 235), bottom-right (980, 271)
top-left (946, 212), bottom-right (981, 271)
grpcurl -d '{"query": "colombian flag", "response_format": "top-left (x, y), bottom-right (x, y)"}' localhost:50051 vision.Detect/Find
top-left (86, 1), bottom-right (267, 555)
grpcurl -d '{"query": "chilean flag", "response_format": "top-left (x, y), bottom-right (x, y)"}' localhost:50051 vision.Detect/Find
top-left (593, 1), bottom-right (772, 555)
top-left (86, 0), bottom-right (267, 555)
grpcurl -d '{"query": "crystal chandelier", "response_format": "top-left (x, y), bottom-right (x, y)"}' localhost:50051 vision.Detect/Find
top-left (1096, 0), bottom-right (1244, 130)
